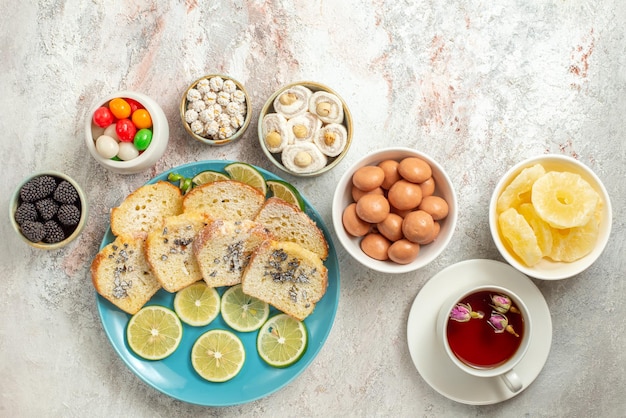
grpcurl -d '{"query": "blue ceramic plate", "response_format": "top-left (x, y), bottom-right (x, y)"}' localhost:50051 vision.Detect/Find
top-left (95, 160), bottom-right (340, 406)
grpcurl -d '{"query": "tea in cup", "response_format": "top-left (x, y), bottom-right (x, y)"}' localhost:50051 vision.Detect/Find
top-left (437, 285), bottom-right (532, 392)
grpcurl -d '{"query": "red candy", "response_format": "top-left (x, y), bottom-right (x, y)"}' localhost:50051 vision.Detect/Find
top-left (93, 106), bottom-right (114, 128)
top-left (125, 98), bottom-right (144, 113)
top-left (116, 119), bottom-right (137, 142)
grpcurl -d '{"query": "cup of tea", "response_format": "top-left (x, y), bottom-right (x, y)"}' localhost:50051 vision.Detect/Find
top-left (436, 285), bottom-right (532, 392)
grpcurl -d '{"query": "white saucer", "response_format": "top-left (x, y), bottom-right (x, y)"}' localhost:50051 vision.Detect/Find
top-left (407, 259), bottom-right (552, 405)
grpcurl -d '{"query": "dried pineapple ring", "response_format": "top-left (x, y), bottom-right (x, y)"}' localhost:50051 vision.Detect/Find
top-left (314, 123), bottom-right (348, 157)
top-left (496, 164), bottom-right (546, 213)
top-left (281, 143), bottom-right (327, 174)
top-left (286, 112), bottom-right (322, 143)
top-left (498, 207), bottom-right (543, 267)
top-left (308, 91), bottom-right (344, 124)
top-left (531, 171), bottom-right (599, 229)
top-left (549, 203), bottom-right (602, 262)
top-left (273, 85), bottom-right (312, 119)
top-left (262, 113), bottom-right (289, 153)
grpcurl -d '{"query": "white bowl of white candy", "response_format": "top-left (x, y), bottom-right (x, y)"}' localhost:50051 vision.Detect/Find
top-left (258, 81), bottom-right (353, 177)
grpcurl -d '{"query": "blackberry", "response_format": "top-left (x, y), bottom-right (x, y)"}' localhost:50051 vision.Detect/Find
top-left (53, 180), bottom-right (78, 204)
top-left (36, 198), bottom-right (59, 221)
top-left (20, 221), bottom-right (46, 242)
top-left (57, 204), bottom-right (81, 226)
top-left (14, 202), bottom-right (38, 225)
top-left (20, 175), bottom-right (57, 202)
top-left (43, 220), bottom-right (65, 243)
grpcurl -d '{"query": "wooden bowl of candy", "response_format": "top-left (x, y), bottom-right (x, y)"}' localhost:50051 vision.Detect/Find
top-left (258, 81), bottom-right (353, 177)
top-left (85, 91), bottom-right (169, 174)
top-left (180, 74), bottom-right (252, 146)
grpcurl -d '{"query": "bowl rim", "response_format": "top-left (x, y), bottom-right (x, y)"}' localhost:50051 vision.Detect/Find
top-left (332, 146), bottom-right (458, 274)
top-left (9, 171), bottom-right (88, 250)
top-left (258, 81), bottom-right (353, 177)
top-left (179, 74), bottom-right (252, 146)
top-left (488, 154), bottom-right (613, 280)
top-left (85, 90), bottom-right (169, 171)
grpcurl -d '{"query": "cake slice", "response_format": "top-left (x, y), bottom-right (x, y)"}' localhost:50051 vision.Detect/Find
top-left (91, 234), bottom-right (161, 315)
top-left (144, 212), bottom-right (210, 293)
top-left (110, 181), bottom-right (183, 239)
top-left (193, 219), bottom-right (273, 287)
top-left (182, 180), bottom-right (266, 221)
top-left (241, 240), bottom-right (328, 321)
top-left (253, 197), bottom-right (329, 260)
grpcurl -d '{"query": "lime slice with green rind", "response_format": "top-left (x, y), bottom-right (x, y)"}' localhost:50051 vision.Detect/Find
top-left (257, 313), bottom-right (308, 368)
top-left (126, 305), bottom-right (183, 360)
top-left (173, 282), bottom-right (221, 326)
top-left (191, 329), bottom-right (246, 382)
top-left (221, 284), bottom-right (270, 332)
top-left (224, 162), bottom-right (268, 195)
top-left (267, 179), bottom-right (305, 211)
top-left (192, 170), bottom-right (230, 186)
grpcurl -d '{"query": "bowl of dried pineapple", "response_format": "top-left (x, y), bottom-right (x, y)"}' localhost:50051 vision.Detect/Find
top-left (489, 154), bottom-right (612, 280)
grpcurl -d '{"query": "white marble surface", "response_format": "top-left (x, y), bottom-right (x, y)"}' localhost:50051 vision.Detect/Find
top-left (2, 1), bottom-right (625, 417)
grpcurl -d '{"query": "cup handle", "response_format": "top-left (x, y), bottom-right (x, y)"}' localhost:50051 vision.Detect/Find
top-left (501, 369), bottom-right (523, 392)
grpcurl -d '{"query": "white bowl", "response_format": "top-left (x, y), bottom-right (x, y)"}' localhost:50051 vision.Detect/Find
top-left (489, 154), bottom-right (612, 280)
top-left (258, 81), bottom-right (353, 177)
top-left (85, 91), bottom-right (169, 174)
top-left (9, 171), bottom-right (87, 250)
top-left (332, 147), bottom-right (458, 274)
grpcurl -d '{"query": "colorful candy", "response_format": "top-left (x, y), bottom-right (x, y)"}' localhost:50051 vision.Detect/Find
top-left (93, 106), bottom-right (114, 128)
top-left (92, 97), bottom-right (155, 161)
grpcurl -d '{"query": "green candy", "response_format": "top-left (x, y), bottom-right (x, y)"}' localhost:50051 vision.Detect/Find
top-left (133, 128), bottom-right (153, 151)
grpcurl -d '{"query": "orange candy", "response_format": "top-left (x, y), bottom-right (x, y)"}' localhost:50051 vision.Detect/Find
top-left (109, 98), bottom-right (131, 119)
top-left (131, 108), bottom-right (153, 129)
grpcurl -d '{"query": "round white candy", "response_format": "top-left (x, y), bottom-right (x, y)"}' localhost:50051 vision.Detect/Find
top-left (103, 124), bottom-right (119, 141)
top-left (190, 120), bottom-right (204, 135)
top-left (222, 79), bottom-right (237, 94)
top-left (185, 109), bottom-right (199, 123)
top-left (95, 135), bottom-right (119, 159)
top-left (186, 88), bottom-right (202, 102)
top-left (117, 142), bottom-right (139, 161)
top-left (190, 99), bottom-right (206, 112)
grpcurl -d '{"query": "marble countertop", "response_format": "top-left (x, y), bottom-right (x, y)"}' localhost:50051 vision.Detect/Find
top-left (2, 1), bottom-right (625, 417)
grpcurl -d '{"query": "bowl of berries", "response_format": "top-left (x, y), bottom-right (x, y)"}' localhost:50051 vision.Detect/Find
top-left (85, 91), bottom-right (169, 174)
top-left (10, 171), bottom-right (87, 249)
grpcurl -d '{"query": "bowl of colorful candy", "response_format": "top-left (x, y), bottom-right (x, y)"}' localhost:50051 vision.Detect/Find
top-left (10, 171), bottom-right (87, 250)
top-left (258, 81), bottom-right (353, 177)
top-left (180, 74), bottom-right (252, 146)
top-left (85, 91), bottom-right (169, 174)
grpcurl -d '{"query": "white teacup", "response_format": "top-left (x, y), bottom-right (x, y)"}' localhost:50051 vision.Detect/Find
top-left (436, 285), bottom-right (532, 392)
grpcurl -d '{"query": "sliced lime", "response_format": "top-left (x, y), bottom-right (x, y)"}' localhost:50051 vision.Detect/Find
top-left (224, 162), bottom-right (267, 195)
top-left (173, 282), bottom-right (221, 326)
top-left (267, 179), bottom-right (305, 211)
top-left (191, 329), bottom-right (245, 382)
top-left (192, 170), bottom-right (230, 186)
top-left (257, 313), bottom-right (308, 368)
top-left (221, 284), bottom-right (270, 332)
top-left (126, 305), bottom-right (183, 360)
